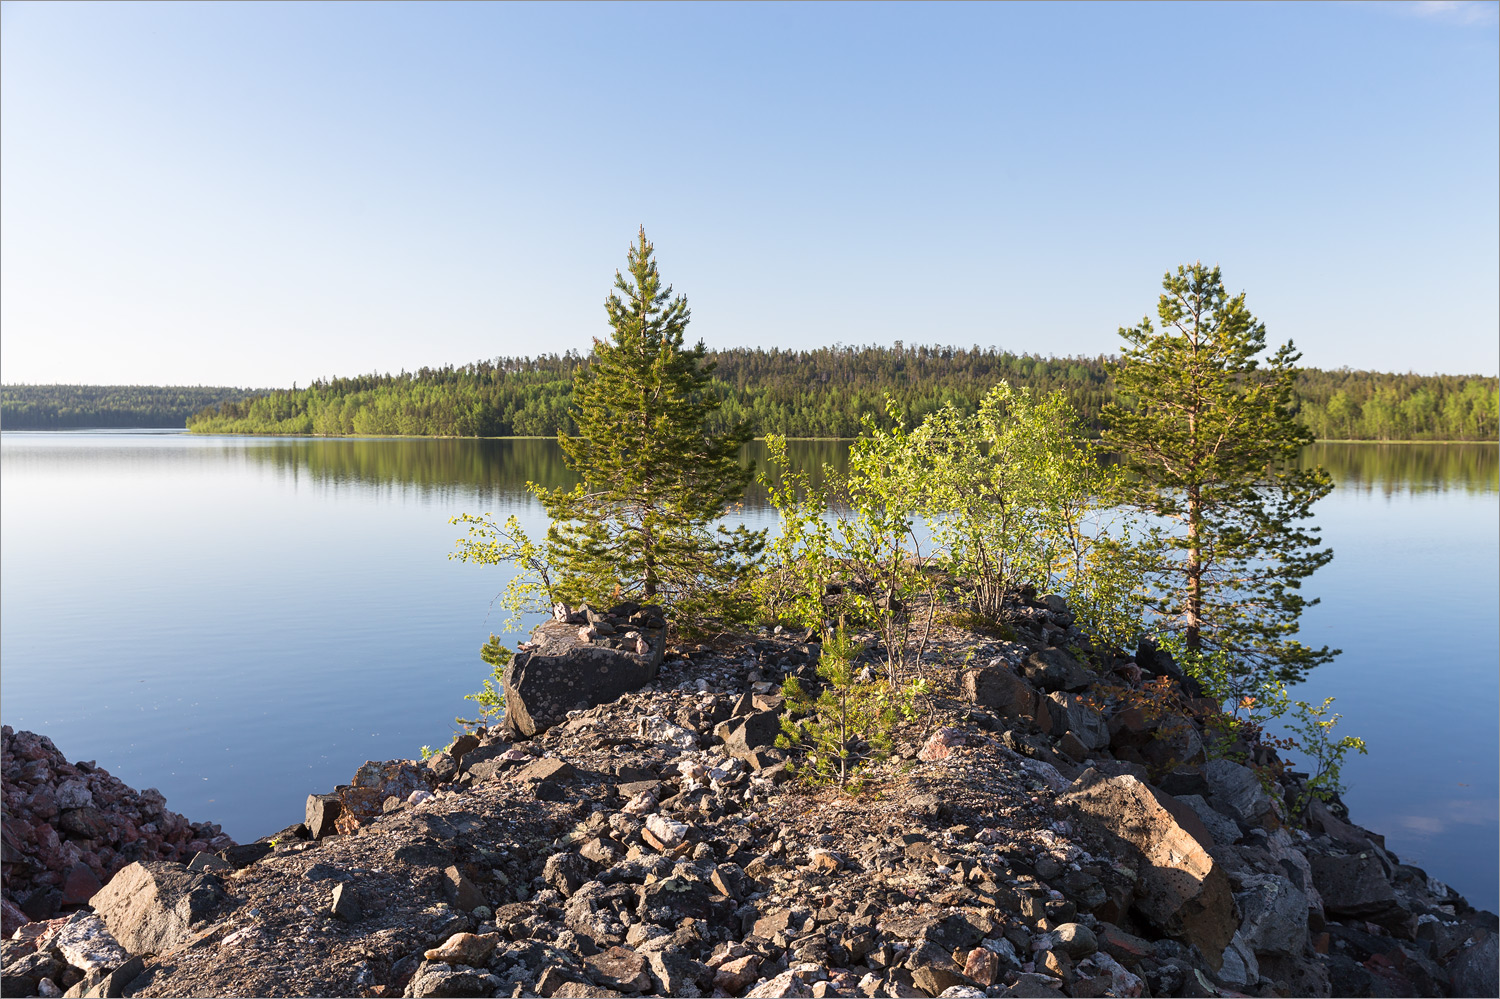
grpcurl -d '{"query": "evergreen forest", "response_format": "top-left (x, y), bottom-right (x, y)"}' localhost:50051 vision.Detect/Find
top-left (4, 346), bottom-right (1495, 440)
top-left (0, 384), bottom-right (264, 429)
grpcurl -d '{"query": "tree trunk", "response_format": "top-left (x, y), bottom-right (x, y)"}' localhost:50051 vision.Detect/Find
top-left (1186, 483), bottom-right (1202, 651)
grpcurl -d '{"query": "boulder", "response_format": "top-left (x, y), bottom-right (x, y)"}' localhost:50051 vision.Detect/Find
top-left (961, 667), bottom-right (1042, 720)
top-left (89, 861), bottom-right (232, 956)
top-left (1174, 794), bottom-right (1241, 848)
top-left (1200, 759), bottom-right (1273, 826)
top-left (305, 794), bottom-right (342, 840)
top-left (1233, 873), bottom-right (1308, 957)
top-left (1045, 693), bottom-right (1109, 751)
top-left (505, 620), bottom-right (665, 737)
top-left (1055, 773), bottom-right (1235, 969)
top-left (1022, 648), bottom-right (1095, 693)
top-left (1447, 933), bottom-right (1498, 999)
top-left (647, 949), bottom-right (713, 996)
top-left (714, 711), bottom-right (780, 759)
top-left (1307, 851), bottom-right (1402, 921)
top-left (1052, 922), bottom-right (1098, 959)
top-left (584, 945), bottom-right (651, 992)
top-left (53, 911), bottom-right (130, 975)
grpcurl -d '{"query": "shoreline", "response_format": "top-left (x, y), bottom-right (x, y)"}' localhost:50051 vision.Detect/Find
top-left (5, 607), bottom-right (1496, 998)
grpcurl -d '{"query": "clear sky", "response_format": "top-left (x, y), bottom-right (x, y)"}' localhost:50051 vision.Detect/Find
top-left (2, 1), bottom-right (1496, 388)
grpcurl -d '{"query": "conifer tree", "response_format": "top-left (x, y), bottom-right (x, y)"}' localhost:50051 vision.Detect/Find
top-left (540, 227), bottom-right (762, 621)
top-left (1102, 264), bottom-right (1337, 684)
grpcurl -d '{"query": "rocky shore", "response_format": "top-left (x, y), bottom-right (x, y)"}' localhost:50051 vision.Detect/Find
top-left (3, 598), bottom-right (1496, 998)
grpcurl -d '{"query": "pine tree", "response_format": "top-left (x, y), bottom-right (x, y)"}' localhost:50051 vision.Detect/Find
top-left (540, 227), bottom-right (763, 622)
top-left (1102, 263), bottom-right (1337, 684)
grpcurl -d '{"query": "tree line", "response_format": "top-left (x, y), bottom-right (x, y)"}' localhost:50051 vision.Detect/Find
top-left (5, 355), bottom-right (1493, 441)
top-left (181, 349), bottom-right (1495, 440)
top-left (1, 384), bottom-right (263, 429)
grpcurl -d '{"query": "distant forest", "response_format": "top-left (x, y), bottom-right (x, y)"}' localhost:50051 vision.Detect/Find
top-left (5, 346), bottom-right (1495, 440)
top-left (1, 384), bottom-right (264, 429)
top-left (183, 346), bottom-right (1497, 441)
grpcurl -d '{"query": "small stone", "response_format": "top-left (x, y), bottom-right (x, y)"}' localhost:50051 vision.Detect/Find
top-left (710, 862), bottom-right (754, 900)
top-left (1052, 922), bottom-right (1097, 959)
top-left (424, 931), bottom-right (500, 966)
top-left (918, 727), bottom-right (968, 762)
top-left (443, 866), bottom-right (486, 912)
top-left (963, 947), bottom-right (1000, 986)
top-left (809, 850), bottom-right (843, 873)
top-left (54, 911), bottom-right (130, 976)
top-left (331, 883), bottom-right (362, 922)
top-left (584, 945), bottom-right (651, 991)
top-left (714, 954), bottom-right (761, 993)
top-left (644, 814), bottom-right (688, 850)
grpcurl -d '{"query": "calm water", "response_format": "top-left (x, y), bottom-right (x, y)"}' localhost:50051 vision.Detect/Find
top-left (1, 433), bottom-right (1496, 909)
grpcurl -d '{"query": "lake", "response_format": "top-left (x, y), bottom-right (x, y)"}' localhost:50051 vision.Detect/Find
top-left (1, 433), bottom-right (1495, 910)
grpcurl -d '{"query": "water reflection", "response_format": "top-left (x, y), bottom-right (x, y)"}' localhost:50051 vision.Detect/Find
top-left (228, 438), bottom-right (1497, 504)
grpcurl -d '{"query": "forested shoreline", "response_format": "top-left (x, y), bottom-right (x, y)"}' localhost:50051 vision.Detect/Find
top-left (0, 384), bottom-right (264, 430)
top-left (4, 346), bottom-right (1496, 439)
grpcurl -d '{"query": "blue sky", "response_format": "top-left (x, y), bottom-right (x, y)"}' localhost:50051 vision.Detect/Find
top-left (2, 1), bottom-right (1496, 387)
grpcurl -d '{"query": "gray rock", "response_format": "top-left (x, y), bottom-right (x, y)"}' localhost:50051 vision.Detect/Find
top-left (960, 667), bottom-right (1041, 719)
top-left (1217, 931), bottom-right (1260, 988)
top-left (1052, 922), bottom-right (1098, 959)
top-left (1308, 851), bottom-right (1401, 920)
top-left (1201, 758), bottom-right (1272, 825)
top-left (83, 955), bottom-right (144, 999)
top-left (503, 620), bottom-right (664, 737)
top-left (406, 963), bottom-right (491, 998)
top-left (1447, 933), bottom-right (1498, 999)
top-left (425, 751), bottom-right (460, 784)
top-left (305, 794), bottom-right (342, 839)
top-left (54, 779), bottom-right (93, 810)
top-left (443, 866), bottom-right (486, 912)
top-left (1022, 648), bottom-right (1095, 693)
top-left (89, 861), bottom-right (233, 956)
top-left (543, 851), bottom-right (591, 896)
top-left (217, 843), bottom-right (272, 869)
top-left (54, 911), bottom-right (131, 975)
top-left (331, 882), bottom-right (362, 922)
top-left (714, 711), bottom-right (780, 759)
top-left (185, 852), bottom-right (232, 873)
top-left (647, 949), bottom-right (713, 996)
top-left (1234, 873), bottom-right (1308, 956)
top-left (1175, 794), bottom-right (1241, 848)
top-left (1045, 692), bottom-right (1109, 750)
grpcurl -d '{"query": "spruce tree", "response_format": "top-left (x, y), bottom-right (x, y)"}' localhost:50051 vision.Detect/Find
top-left (1102, 263), bottom-right (1337, 684)
top-left (540, 227), bottom-right (762, 622)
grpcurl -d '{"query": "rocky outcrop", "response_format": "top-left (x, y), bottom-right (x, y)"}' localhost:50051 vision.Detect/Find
top-left (1, 728), bottom-right (234, 932)
top-left (4, 595), bottom-right (1495, 998)
top-left (502, 604), bottom-right (667, 738)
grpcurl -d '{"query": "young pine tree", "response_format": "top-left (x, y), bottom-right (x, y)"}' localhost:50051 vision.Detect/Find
top-left (540, 228), bottom-right (763, 623)
top-left (1102, 263), bottom-right (1336, 685)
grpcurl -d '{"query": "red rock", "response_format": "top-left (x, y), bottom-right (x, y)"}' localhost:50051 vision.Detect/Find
top-left (964, 946), bottom-right (1001, 986)
top-left (1, 896), bottom-right (30, 937)
top-left (61, 863), bottom-right (104, 905)
top-left (919, 726), bottom-right (968, 762)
